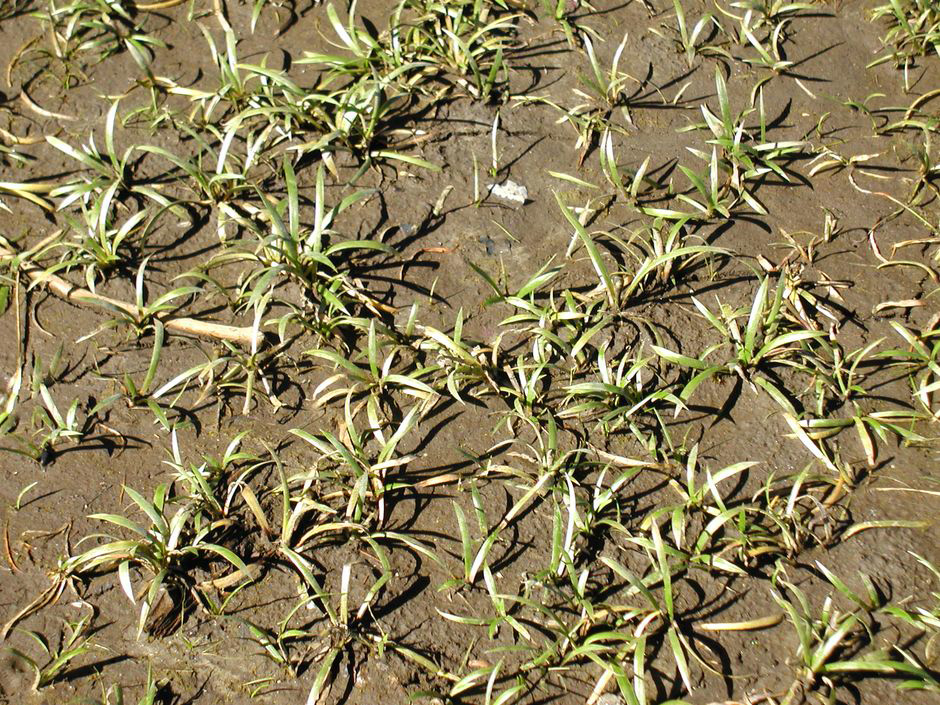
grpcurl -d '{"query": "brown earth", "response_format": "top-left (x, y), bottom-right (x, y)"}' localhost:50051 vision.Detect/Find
top-left (0, 1), bottom-right (938, 704)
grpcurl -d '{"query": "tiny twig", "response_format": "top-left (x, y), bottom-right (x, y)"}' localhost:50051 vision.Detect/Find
top-left (3, 522), bottom-right (18, 574)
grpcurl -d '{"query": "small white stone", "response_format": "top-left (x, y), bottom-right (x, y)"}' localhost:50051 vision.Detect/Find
top-left (487, 179), bottom-right (528, 204)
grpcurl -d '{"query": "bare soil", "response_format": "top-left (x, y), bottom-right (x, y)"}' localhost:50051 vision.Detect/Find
top-left (0, 1), bottom-right (938, 704)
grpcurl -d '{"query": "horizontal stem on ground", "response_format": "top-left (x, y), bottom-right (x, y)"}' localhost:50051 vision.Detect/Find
top-left (0, 244), bottom-right (261, 347)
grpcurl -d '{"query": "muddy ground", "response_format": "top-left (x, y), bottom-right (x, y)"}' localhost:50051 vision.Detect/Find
top-left (0, 0), bottom-right (939, 704)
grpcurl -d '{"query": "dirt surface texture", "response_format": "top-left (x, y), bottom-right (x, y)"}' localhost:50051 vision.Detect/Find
top-left (0, 0), bottom-right (939, 704)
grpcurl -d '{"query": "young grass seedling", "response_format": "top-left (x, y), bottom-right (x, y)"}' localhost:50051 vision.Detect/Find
top-left (6, 614), bottom-right (93, 690)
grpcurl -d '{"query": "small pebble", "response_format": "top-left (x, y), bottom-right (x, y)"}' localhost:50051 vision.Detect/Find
top-left (593, 696), bottom-right (624, 705)
top-left (479, 234), bottom-right (511, 256)
top-left (487, 179), bottom-right (528, 204)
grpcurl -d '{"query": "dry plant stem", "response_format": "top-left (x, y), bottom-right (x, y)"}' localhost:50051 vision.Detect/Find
top-left (3, 522), bottom-right (18, 574)
top-left (904, 88), bottom-right (940, 119)
top-left (0, 127), bottom-right (43, 145)
top-left (134, 0), bottom-right (188, 10)
top-left (7, 35), bottom-right (38, 86)
top-left (0, 245), bottom-right (261, 347)
top-left (0, 573), bottom-right (68, 640)
top-left (586, 668), bottom-right (615, 705)
top-left (780, 679), bottom-right (806, 705)
top-left (20, 87), bottom-right (77, 122)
